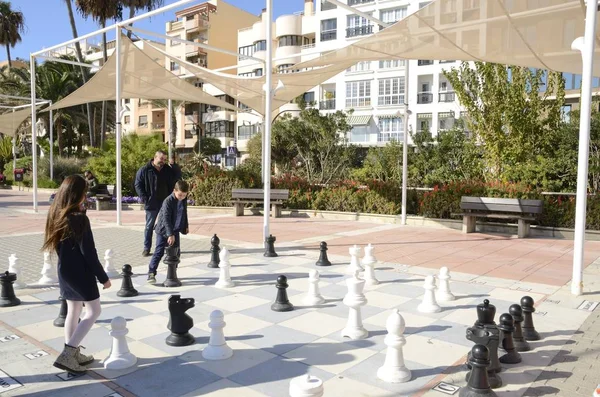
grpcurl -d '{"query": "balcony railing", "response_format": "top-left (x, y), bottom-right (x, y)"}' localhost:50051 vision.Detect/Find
top-left (151, 123), bottom-right (165, 130)
top-left (319, 99), bottom-right (336, 110)
top-left (439, 92), bottom-right (456, 102)
top-left (346, 25), bottom-right (373, 38)
top-left (417, 92), bottom-right (433, 104)
top-left (320, 30), bottom-right (337, 41)
top-left (348, 0), bottom-right (374, 5)
top-left (418, 60), bottom-right (434, 66)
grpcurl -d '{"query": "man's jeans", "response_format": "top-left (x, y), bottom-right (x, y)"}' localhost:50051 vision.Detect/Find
top-left (144, 209), bottom-right (159, 251)
top-left (148, 232), bottom-right (180, 274)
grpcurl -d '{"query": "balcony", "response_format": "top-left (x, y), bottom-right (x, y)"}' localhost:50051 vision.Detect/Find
top-left (320, 30), bottom-right (337, 41)
top-left (417, 92), bottom-right (433, 104)
top-left (346, 25), bottom-right (373, 38)
top-left (167, 20), bottom-right (184, 31)
top-left (319, 99), bottom-right (336, 110)
top-left (348, 0), bottom-right (374, 5)
top-left (418, 60), bottom-right (434, 66)
top-left (186, 16), bottom-right (209, 31)
top-left (439, 92), bottom-right (456, 102)
top-left (151, 123), bottom-right (165, 130)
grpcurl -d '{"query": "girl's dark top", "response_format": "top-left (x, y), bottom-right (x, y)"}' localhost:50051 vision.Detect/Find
top-left (57, 212), bottom-right (109, 301)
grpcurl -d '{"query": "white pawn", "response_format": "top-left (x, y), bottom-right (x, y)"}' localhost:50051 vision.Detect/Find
top-left (418, 275), bottom-right (441, 313)
top-left (289, 374), bottom-right (324, 397)
top-left (436, 267), bottom-right (456, 302)
top-left (38, 252), bottom-right (58, 285)
top-left (341, 271), bottom-right (368, 340)
top-left (8, 254), bottom-right (26, 289)
top-left (104, 316), bottom-right (137, 370)
top-left (215, 247), bottom-right (235, 288)
top-left (362, 244), bottom-right (379, 286)
top-left (202, 310), bottom-right (233, 360)
top-left (103, 249), bottom-right (119, 278)
top-left (377, 309), bottom-right (411, 383)
top-left (303, 270), bottom-right (325, 305)
top-left (346, 245), bottom-right (363, 274)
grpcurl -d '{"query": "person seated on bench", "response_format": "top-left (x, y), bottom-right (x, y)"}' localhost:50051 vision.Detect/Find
top-left (84, 171), bottom-right (99, 198)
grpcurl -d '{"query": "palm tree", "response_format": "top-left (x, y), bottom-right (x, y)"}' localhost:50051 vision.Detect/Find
top-left (122, 0), bottom-right (164, 39)
top-left (63, 0), bottom-right (95, 147)
top-left (0, 1), bottom-right (25, 70)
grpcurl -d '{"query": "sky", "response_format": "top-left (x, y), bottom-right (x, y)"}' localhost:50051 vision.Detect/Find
top-left (2, 0), bottom-right (306, 61)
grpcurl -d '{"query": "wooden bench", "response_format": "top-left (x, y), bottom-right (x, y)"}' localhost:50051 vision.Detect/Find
top-left (458, 196), bottom-right (543, 238)
top-left (231, 188), bottom-right (289, 218)
top-left (94, 184), bottom-right (113, 210)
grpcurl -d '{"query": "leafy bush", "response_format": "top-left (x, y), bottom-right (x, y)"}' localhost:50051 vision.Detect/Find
top-left (38, 178), bottom-right (59, 189)
top-left (38, 156), bottom-right (86, 184)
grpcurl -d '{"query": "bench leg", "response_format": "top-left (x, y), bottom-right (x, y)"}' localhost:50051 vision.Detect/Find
top-left (96, 200), bottom-right (110, 211)
top-left (233, 203), bottom-right (244, 217)
top-left (272, 204), bottom-right (282, 218)
top-left (463, 215), bottom-right (476, 233)
top-left (518, 219), bottom-right (530, 238)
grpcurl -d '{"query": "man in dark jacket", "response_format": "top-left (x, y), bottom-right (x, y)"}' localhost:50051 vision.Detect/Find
top-left (135, 150), bottom-right (179, 256)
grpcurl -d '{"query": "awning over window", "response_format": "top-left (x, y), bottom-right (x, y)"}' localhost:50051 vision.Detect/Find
top-left (377, 114), bottom-right (402, 119)
top-left (348, 115), bottom-right (372, 125)
top-left (416, 113), bottom-right (432, 120)
top-left (438, 112), bottom-right (454, 118)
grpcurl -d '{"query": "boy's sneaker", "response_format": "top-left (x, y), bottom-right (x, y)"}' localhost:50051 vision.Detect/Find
top-left (147, 273), bottom-right (156, 283)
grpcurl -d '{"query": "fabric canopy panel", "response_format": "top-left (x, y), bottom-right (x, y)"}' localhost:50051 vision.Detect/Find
top-left (292, 0), bottom-right (600, 76)
top-left (0, 106), bottom-right (41, 136)
top-left (48, 35), bottom-right (237, 111)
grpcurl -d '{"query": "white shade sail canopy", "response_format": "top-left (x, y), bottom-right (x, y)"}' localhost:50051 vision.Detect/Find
top-left (48, 35), bottom-right (237, 112)
top-left (0, 106), bottom-right (43, 136)
top-left (292, 0), bottom-right (600, 75)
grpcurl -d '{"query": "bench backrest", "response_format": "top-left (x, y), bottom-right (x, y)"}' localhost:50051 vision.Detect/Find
top-left (96, 184), bottom-right (111, 196)
top-left (231, 188), bottom-right (289, 200)
top-left (460, 196), bottom-right (543, 214)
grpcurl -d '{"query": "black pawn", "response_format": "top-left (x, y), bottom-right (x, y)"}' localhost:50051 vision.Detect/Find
top-left (117, 264), bottom-right (138, 297)
top-left (271, 275), bottom-right (293, 312)
top-left (498, 313), bottom-right (521, 364)
top-left (520, 296), bottom-right (541, 341)
top-left (166, 295), bottom-right (196, 346)
top-left (53, 295), bottom-right (67, 327)
top-left (509, 304), bottom-right (530, 352)
top-left (163, 245), bottom-right (182, 287)
top-left (460, 345), bottom-right (498, 397)
top-left (0, 271), bottom-right (20, 307)
top-left (207, 234), bottom-right (221, 268)
top-left (264, 235), bottom-right (278, 257)
top-left (315, 241), bottom-right (332, 266)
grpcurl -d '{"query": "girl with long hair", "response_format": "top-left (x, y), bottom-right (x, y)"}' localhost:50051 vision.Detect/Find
top-left (42, 175), bottom-right (111, 374)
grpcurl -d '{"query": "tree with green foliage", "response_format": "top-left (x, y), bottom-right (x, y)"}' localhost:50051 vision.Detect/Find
top-left (0, 136), bottom-right (13, 172)
top-left (0, 1), bottom-right (25, 70)
top-left (352, 140), bottom-right (403, 183)
top-left (443, 63), bottom-right (565, 179)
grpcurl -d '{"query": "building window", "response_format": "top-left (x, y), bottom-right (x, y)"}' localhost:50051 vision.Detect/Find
top-left (238, 72), bottom-right (254, 77)
top-left (170, 61), bottom-right (180, 72)
top-left (205, 120), bottom-right (235, 137)
top-left (379, 59), bottom-right (405, 69)
top-left (346, 80), bottom-right (371, 108)
top-left (138, 115), bottom-right (148, 128)
top-left (277, 64), bottom-right (295, 73)
top-left (380, 7), bottom-right (407, 24)
top-left (321, 0), bottom-right (336, 10)
top-left (347, 61), bottom-right (371, 73)
top-left (254, 68), bottom-right (263, 77)
top-left (254, 40), bottom-right (267, 52)
top-left (350, 125), bottom-right (369, 142)
top-left (347, 14), bottom-right (373, 38)
top-left (170, 35), bottom-right (181, 46)
top-left (378, 117), bottom-right (403, 142)
top-left (561, 105), bottom-right (572, 123)
top-left (279, 35), bottom-right (303, 47)
top-left (320, 18), bottom-right (337, 41)
top-left (124, 115), bottom-right (130, 124)
top-left (438, 112), bottom-right (455, 130)
top-left (238, 44), bottom-right (254, 60)
top-left (378, 77), bottom-right (405, 106)
top-left (185, 129), bottom-right (193, 139)
top-left (349, 0), bottom-right (374, 5)
top-left (124, 98), bottom-right (130, 104)
top-left (238, 123), bottom-right (262, 140)
top-left (417, 113), bottom-right (432, 132)
top-left (303, 92), bottom-right (315, 104)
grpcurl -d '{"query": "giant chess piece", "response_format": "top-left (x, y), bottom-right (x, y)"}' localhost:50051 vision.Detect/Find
top-left (166, 295), bottom-right (196, 346)
top-left (303, 270), bottom-right (325, 305)
top-left (0, 271), bottom-right (20, 307)
top-left (418, 275), bottom-right (441, 313)
top-left (163, 246), bottom-right (182, 287)
top-left (104, 316), bottom-right (137, 370)
top-left (202, 310), bottom-right (233, 360)
top-left (498, 313), bottom-right (521, 364)
top-left (475, 299), bottom-right (496, 328)
top-left (215, 247), bottom-right (235, 288)
top-left (460, 345), bottom-right (498, 397)
top-left (207, 234), bottom-right (221, 268)
top-left (117, 264), bottom-right (138, 297)
top-left (509, 304), bottom-right (530, 352)
top-left (271, 275), bottom-right (294, 312)
top-left (341, 271), bottom-right (368, 340)
top-left (38, 252), bottom-right (58, 285)
top-left (362, 244), bottom-right (380, 286)
top-left (289, 374), bottom-right (324, 397)
top-left (466, 299), bottom-right (502, 389)
top-left (520, 296), bottom-right (541, 341)
top-left (264, 234), bottom-right (278, 257)
top-left (103, 249), bottom-right (119, 278)
top-left (53, 295), bottom-right (67, 327)
top-left (315, 241), bottom-right (332, 267)
top-left (8, 254), bottom-right (26, 289)
top-left (346, 245), bottom-right (363, 274)
top-left (377, 309), bottom-right (411, 383)
top-left (436, 267), bottom-right (456, 302)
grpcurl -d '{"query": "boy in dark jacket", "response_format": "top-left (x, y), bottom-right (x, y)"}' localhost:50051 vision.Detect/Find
top-left (147, 180), bottom-right (189, 283)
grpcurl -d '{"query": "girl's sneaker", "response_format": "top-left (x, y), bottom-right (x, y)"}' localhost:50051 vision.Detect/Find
top-left (53, 344), bottom-right (87, 374)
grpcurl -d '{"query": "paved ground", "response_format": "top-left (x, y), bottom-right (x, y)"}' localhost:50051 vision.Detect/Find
top-left (1, 189), bottom-right (599, 396)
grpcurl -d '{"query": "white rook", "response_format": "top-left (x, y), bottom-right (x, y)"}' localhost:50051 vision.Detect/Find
top-left (8, 254), bottom-right (25, 289)
top-left (347, 245), bottom-right (363, 274)
top-left (38, 252), bottom-right (58, 285)
top-left (303, 270), bottom-right (325, 305)
top-left (103, 249), bottom-right (119, 278)
top-left (203, 310), bottom-right (233, 360)
top-left (341, 271), bottom-right (368, 340)
top-left (104, 316), bottom-right (137, 370)
top-left (289, 374), bottom-right (324, 397)
top-left (436, 267), bottom-right (456, 302)
top-left (362, 243), bottom-right (379, 286)
top-left (377, 309), bottom-right (411, 383)
top-left (418, 275), bottom-right (441, 313)
top-left (215, 247), bottom-right (235, 288)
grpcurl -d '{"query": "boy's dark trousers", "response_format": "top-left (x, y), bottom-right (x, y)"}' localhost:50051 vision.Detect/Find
top-left (148, 232), bottom-right (180, 275)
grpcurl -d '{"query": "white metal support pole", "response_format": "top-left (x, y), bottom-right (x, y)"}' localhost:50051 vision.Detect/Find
top-left (115, 28), bottom-right (123, 226)
top-left (571, 1), bottom-right (598, 296)
top-left (30, 55), bottom-right (38, 212)
top-left (49, 106), bottom-right (54, 181)
top-left (11, 109), bottom-right (16, 171)
top-left (168, 99), bottom-right (173, 161)
top-left (263, 0), bottom-right (273, 245)
top-left (401, 59), bottom-right (410, 225)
